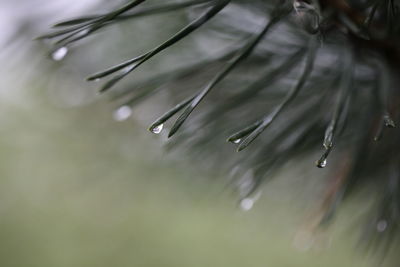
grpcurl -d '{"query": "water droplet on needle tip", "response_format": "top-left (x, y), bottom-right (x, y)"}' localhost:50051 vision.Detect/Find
top-left (52, 47), bottom-right (68, 61)
top-left (151, 124), bottom-right (163, 134)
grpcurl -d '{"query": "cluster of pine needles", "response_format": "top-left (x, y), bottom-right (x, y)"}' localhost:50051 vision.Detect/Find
top-left (39, 0), bottom-right (400, 255)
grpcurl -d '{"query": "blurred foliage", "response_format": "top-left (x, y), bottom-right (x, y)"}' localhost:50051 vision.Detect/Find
top-left (0, 86), bottom-right (374, 266)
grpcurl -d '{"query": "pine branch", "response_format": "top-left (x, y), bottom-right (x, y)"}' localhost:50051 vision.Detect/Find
top-left (42, 0), bottom-right (400, 254)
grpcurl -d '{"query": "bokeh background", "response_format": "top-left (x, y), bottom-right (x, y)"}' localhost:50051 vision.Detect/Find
top-left (0, 1), bottom-right (393, 266)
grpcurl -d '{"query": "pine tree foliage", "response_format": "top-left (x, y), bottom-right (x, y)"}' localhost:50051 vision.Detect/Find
top-left (40, 0), bottom-right (400, 253)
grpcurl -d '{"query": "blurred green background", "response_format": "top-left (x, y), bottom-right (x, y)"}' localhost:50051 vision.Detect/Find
top-left (0, 1), bottom-right (386, 266)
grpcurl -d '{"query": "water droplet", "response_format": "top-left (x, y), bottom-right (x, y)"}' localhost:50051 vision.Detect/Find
top-left (52, 47), bottom-right (68, 61)
top-left (233, 139), bottom-right (241, 144)
top-left (384, 116), bottom-right (396, 128)
top-left (316, 159), bottom-right (327, 168)
top-left (240, 198), bottom-right (254, 211)
top-left (94, 78), bottom-right (101, 82)
top-left (113, 106), bottom-right (132, 121)
top-left (151, 124), bottom-right (163, 134)
top-left (377, 220), bottom-right (388, 232)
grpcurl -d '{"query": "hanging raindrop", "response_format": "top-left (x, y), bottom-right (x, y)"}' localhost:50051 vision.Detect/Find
top-left (316, 158), bottom-right (327, 168)
top-left (232, 138), bottom-right (241, 144)
top-left (240, 198), bottom-right (254, 211)
top-left (113, 105), bottom-right (132, 121)
top-left (51, 47), bottom-right (68, 61)
top-left (384, 115), bottom-right (396, 128)
top-left (151, 124), bottom-right (164, 134)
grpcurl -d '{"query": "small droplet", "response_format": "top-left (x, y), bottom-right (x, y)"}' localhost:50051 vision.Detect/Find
top-left (232, 139), bottom-right (241, 144)
top-left (240, 198), bottom-right (254, 211)
top-left (52, 47), bottom-right (68, 61)
top-left (376, 220), bottom-right (388, 232)
top-left (151, 124), bottom-right (164, 134)
top-left (384, 116), bottom-right (396, 128)
top-left (316, 159), bottom-right (327, 168)
top-left (113, 105), bottom-right (132, 121)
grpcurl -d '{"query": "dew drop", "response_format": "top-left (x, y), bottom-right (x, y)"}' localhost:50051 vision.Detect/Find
top-left (233, 139), bottom-right (241, 144)
top-left (240, 198), bottom-right (254, 211)
top-left (113, 105), bottom-right (132, 122)
top-left (151, 124), bottom-right (164, 134)
top-left (384, 116), bottom-right (396, 128)
top-left (316, 159), bottom-right (327, 168)
top-left (376, 220), bottom-right (388, 232)
top-left (52, 47), bottom-right (68, 61)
